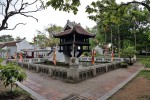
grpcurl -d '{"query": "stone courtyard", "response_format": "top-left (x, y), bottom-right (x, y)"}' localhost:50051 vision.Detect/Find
top-left (21, 62), bottom-right (143, 100)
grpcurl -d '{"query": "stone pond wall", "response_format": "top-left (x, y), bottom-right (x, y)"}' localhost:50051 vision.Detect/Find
top-left (7, 59), bottom-right (123, 83)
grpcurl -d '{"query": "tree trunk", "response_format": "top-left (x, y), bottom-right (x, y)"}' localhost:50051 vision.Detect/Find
top-left (11, 83), bottom-right (13, 92)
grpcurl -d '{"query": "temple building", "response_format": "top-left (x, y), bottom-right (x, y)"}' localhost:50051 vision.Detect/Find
top-left (53, 20), bottom-right (95, 58)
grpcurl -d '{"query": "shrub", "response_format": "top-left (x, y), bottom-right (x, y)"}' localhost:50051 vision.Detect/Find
top-left (0, 63), bottom-right (27, 91)
top-left (141, 58), bottom-right (150, 68)
top-left (138, 70), bottom-right (150, 80)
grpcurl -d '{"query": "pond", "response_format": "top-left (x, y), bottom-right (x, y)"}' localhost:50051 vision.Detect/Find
top-left (79, 62), bottom-right (109, 67)
top-left (39, 60), bottom-right (109, 68)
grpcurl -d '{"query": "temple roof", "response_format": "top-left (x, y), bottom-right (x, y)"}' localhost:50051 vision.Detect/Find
top-left (0, 38), bottom-right (25, 49)
top-left (53, 24), bottom-right (95, 38)
top-left (63, 20), bottom-right (77, 30)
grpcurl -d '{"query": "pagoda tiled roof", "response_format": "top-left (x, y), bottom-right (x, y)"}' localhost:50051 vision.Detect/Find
top-left (53, 25), bottom-right (95, 38)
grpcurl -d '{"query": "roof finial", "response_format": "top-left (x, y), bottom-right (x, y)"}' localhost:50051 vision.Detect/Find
top-left (67, 19), bottom-right (70, 23)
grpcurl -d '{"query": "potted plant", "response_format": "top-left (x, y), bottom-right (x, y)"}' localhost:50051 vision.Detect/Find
top-left (120, 46), bottom-right (137, 65)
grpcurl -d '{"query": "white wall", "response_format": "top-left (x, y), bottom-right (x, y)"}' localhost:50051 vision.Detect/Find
top-left (16, 39), bottom-right (34, 52)
top-left (8, 46), bottom-right (17, 57)
top-left (1, 46), bottom-right (17, 58)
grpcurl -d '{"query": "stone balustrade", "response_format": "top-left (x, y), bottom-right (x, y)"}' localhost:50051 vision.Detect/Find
top-left (6, 59), bottom-right (123, 83)
top-left (79, 57), bottom-right (124, 62)
top-left (7, 57), bottom-right (132, 64)
top-left (8, 58), bottom-right (46, 64)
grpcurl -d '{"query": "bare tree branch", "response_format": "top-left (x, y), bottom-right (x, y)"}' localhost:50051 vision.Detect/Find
top-left (14, 0), bottom-right (19, 8)
top-left (117, 1), bottom-right (150, 12)
top-left (0, 0), bottom-right (42, 31)
top-left (20, 13), bottom-right (38, 22)
top-left (27, 0), bottom-right (38, 5)
top-left (4, 23), bottom-right (26, 30)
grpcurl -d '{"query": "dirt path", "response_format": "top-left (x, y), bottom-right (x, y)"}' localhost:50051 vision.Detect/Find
top-left (109, 76), bottom-right (150, 100)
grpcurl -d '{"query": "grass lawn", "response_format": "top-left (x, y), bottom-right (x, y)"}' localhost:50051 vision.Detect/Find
top-left (108, 70), bottom-right (150, 100)
top-left (0, 80), bottom-right (33, 100)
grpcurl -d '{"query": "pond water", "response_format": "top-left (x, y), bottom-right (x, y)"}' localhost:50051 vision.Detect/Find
top-left (40, 61), bottom-right (109, 68)
top-left (79, 62), bottom-right (109, 67)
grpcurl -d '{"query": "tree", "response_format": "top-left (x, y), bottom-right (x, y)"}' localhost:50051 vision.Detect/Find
top-left (34, 24), bottom-right (63, 47)
top-left (117, 1), bottom-right (150, 12)
top-left (45, 24), bottom-right (62, 39)
top-left (46, 0), bottom-right (150, 54)
top-left (46, 0), bottom-right (80, 14)
top-left (46, 0), bottom-right (150, 13)
top-left (0, 63), bottom-right (27, 91)
top-left (34, 31), bottom-right (48, 48)
top-left (0, 35), bottom-right (14, 42)
top-left (0, 0), bottom-right (43, 31)
top-left (120, 46), bottom-right (137, 64)
top-left (86, 26), bottom-right (99, 48)
top-left (46, 24), bottom-right (62, 46)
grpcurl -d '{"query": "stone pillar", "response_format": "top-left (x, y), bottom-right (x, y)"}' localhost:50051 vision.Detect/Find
top-left (28, 63), bottom-right (31, 70)
top-left (67, 57), bottom-right (79, 83)
top-left (48, 69), bottom-right (52, 77)
top-left (92, 68), bottom-right (96, 76)
top-left (105, 65), bottom-right (108, 72)
top-left (36, 65), bottom-right (40, 73)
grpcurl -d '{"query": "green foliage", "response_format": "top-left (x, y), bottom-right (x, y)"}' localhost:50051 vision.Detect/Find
top-left (0, 63), bottom-right (26, 91)
top-left (0, 64), bottom-right (3, 70)
top-left (46, 0), bottom-right (80, 14)
top-left (46, 0), bottom-right (150, 53)
top-left (45, 24), bottom-right (63, 46)
top-left (86, 26), bottom-right (99, 49)
top-left (0, 58), bottom-right (4, 64)
top-left (141, 58), bottom-right (150, 68)
top-left (34, 31), bottom-right (48, 48)
top-left (82, 52), bottom-right (91, 56)
top-left (138, 70), bottom-right (150, 80)
top-left (86, 0), bottom-right (150, 54)
top-left (120, 46), bottom-right (137, 58)
top-left (46, 24), bottom-right (62, 34)
top-left (34, 24), bottom-right (63, 47)
top-left (0, 35), bottom-right (14, 42)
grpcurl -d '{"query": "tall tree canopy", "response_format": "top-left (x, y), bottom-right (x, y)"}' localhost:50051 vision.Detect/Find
top-left (0, 35), bottom-right (14, 42)
top-left (34, 24), bottom-right (62, 47)
top-left (46, 0), bottom-right (150, 53)
top-left (46, 0), bottom-right (150, 14)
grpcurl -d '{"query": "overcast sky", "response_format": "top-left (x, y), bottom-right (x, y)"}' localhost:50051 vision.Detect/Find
top-left (0, 0), bottom-right (139, 42)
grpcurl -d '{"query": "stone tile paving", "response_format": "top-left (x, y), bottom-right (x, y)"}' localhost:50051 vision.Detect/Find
top-left (23, 63), bottom-right (143, 100)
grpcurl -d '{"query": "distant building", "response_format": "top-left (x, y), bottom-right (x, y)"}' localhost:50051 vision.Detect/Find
top-left (0, 38), bottom-right (35, 58)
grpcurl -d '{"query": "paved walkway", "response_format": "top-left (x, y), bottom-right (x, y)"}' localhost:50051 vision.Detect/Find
top-left (21, 62), bottom-right (143, 100)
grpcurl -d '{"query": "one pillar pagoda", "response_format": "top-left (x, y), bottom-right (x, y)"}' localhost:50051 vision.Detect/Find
top-left (53, 20), bottom-right (95, 63)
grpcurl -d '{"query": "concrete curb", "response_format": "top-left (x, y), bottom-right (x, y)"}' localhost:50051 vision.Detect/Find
top-left (16, 81), bottom-right (47, 100)
top-left (98, 67), bottom-right (144, 100)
